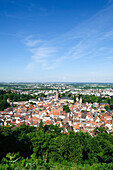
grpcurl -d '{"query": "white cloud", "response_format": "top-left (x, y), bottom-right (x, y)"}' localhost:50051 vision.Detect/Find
top-left (31, 47), bottom-right (56, 61)
top-left (24, 35), bottom-right (45, 47)
top-left (24, 2), bottom-right (113, 73)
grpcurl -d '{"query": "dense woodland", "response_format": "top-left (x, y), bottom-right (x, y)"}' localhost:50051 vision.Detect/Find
top-left (0, 123), bottom-right (113, 169)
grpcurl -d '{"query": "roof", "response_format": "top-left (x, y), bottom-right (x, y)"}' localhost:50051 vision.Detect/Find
top-left (81, 112), bottom-right (87, 119)
top-left (100, 103), bottom-right (109, 105)
top-left (61, 97), bottom-right (74, 100)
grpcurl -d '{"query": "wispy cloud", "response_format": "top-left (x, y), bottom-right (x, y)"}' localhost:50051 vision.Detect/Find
top-left (106, 56), bottom-right (113, 60)
top-left (24, 3), bottom-right (113, 71)
top-left (31, 47), bottom-right (56, 62)
top-left (24, 35), bottom-right (45, 47)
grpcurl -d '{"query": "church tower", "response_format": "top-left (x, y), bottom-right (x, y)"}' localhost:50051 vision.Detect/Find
top-left (80, 97), bottom-right (82, 104)
top-left (76, 95), bottom-right (79, 102)
top-left (56, 91), bottom-right (59, 100)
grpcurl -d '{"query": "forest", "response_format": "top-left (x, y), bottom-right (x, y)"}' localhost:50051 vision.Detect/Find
top-left (0, 123), bottom-right (113, 169)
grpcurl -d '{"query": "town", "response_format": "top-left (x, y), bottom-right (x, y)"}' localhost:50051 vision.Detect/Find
top-left (0, 83), bottom-right (113, 135)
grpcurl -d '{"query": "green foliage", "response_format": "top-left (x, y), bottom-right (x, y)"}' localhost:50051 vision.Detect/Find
top-left (104, 105), bottom-right (109, 111)
top-left (82, 95), bottom-right (112, 104)
top-left (39, 93), bottom-right (46, 98)
top-left (63, 104), bottom-right (70, 113)
top-left (0, 125), bottom-right (113, 168)
top-left (94, 127), bottom-right (107, 134)
top-left (39, 119), bottom-right (43, 129)
top-left (29, 102), bottom-right (36, 105)
top-left (81, 110), bottom-right (85, 112)
top-left (0, 90), bottom-right (36, 111)
top-left (0, 100), bottom-right (10, 111)
top-left (2, 152), bottom-right (20, 164)
top-left (59, 93), bottom-right (113, 107)
top-left (59, 92), bottom-right (73, 99)
top-left (1, 156), bottom-right (113, 169)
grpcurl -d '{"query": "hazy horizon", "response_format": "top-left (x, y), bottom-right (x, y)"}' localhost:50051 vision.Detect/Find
top-left (1, 81), bottom-right (113, 84)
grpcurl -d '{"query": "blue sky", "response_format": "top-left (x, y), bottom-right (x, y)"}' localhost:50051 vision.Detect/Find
top-left (0, 0), bottom-right (113, 82)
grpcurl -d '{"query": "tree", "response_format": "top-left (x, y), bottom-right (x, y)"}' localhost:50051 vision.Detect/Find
top-left (39, 120), bottom-right (43, 130)
top-left (63, 104), bottom-right (70, 113)
top-left (94, 127), bottom-right (107, 134)
top-left (104, 105), bottom-right (109, 111)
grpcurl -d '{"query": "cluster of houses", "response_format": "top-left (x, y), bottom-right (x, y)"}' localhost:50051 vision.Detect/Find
top-left (71, 88), bottom-right (113, 97)
top-left (0, 92), bottom-right (113, 135)
top-left (9, 86), bottom-right (113, 102)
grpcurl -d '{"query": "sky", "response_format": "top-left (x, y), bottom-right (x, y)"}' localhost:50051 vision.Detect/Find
top-left (0, 0), bottom-right (113, 82)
